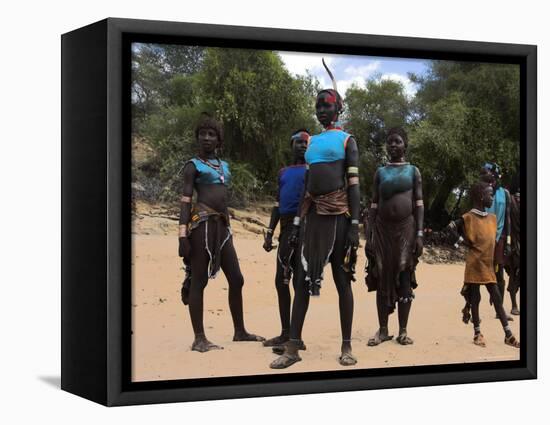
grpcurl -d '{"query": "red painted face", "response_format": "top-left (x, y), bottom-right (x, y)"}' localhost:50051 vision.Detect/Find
top-left (316, 90), bottom-right (341, 127)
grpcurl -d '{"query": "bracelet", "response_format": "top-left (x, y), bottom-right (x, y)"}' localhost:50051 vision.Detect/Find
top-left (507, 235), bottom-right (511, 245)
top-left (347, 166), bottom-right (359, 174)
top-left (417, 230), bottom-right (424, 237)
top-left (351, 219), bottom-right (359, 225)
top-left (179, 224), bottom-right (188, 237)
top-left (293, 216), bottom-right (300, 226)
top-left (348, 177), bottom-right (359, 186)
top-left (415, 200), bottom-right (424, 207)
top-left (180, 195), bottom-right (192, 203)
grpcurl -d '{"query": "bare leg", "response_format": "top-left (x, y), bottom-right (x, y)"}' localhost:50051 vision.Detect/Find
top-left (264, 261), bottom-right (291, 346)
top-left (396, 271), bottom-right (414, 345)
top-left (188, 225), bottom-right (223, 352)
top-left (220, 238), bottom-right (264, 342)
top-left (368, 292), bottom-right (393, 346)
top-left (331, 224), bottom-right (356, 365)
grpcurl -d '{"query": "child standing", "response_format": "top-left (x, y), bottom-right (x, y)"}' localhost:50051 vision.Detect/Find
top-left (448, 181), bottom-right (520, 348)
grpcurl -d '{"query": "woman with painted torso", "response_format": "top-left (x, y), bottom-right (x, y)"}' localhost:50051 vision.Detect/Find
top-left (178, 115), bottom-right (264, 352)
top-left (365, 128), bottom-right (424, 346)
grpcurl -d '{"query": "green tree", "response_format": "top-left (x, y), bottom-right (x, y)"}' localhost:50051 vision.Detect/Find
top-left (410, 61), bottom-right (520, 227)
top-left (344, 77), bottom-right (411, 197)
top-left (198, 47), bottom-right (319, 187)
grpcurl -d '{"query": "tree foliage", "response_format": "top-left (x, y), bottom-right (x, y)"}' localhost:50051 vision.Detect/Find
top-left (131, 46), bottom-right (520, 227)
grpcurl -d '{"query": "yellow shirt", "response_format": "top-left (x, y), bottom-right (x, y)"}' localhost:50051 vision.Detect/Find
top-left (463, 211), bottom-right (497, 284)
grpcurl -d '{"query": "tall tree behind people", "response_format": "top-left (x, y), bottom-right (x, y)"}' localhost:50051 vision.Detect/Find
top-left (409, 61), bottom-right (520, 227)
top-left (345, 78), bottom-right (411, 196)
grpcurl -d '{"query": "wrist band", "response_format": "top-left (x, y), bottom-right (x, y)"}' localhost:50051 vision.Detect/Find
top-left (370, 203), bottom-right (378, 209)
top-left (351, 219), bottom-right (359, 225)
top-left (415, 200), bottom-right (424, 207)
top-left (347, 166), bottom-right (359, 174)
top-left (180, 195), bottom-right (192, 203)
top-left (293, 217), bottom-right (300, 226)
top-left (179, 224), bottom-right (188, 237)
top-left (348, 177), bottom-right (359, 186)
top-left (417, 230), bottom-right (424, 237)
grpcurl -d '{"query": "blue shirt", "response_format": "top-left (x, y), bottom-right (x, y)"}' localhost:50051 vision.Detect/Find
top-left (486, 186), bottom-right (506, 241)
top-left (189, 158), bottom-right (231, 186)
top-left (305, 129), bottom-right (350, 165)
top-left (278, 164), bottom-right (307, 215)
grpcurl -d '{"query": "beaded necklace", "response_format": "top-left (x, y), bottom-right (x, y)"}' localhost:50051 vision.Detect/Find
top-left (196, 156), bottom-right (225, 184)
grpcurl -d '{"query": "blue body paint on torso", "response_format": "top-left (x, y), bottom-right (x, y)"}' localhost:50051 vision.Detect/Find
top-left (305, 129), bottom-right (349, 165)
top-left (486, 186), bottom-right (506, 241)
top-left (278, 164), bottom-right (307, 215)
top-left (378, 164), bottom-right (415, 200)
top-left (189, 158), bottom-right (231, 186)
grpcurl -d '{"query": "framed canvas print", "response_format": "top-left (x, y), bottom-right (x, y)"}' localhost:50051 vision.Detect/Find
top-left (61, 17), bottom-right (537, 406)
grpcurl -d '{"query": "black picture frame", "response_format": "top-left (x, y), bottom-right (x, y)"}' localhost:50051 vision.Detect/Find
top-left (61, 17), bottom-right (537, 406)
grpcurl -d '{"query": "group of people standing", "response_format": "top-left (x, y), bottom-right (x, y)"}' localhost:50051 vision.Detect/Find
top-left (176, 66), bottom-right (520, 369)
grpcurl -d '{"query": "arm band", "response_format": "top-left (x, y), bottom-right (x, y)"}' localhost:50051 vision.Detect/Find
top-left (415, 200), bottom-right (424, 207)
top-left (293, 216), bottom-right (301, 226)
top-left (180, 195), bottom-right (192, 203)
top-left (348, 177), bottom-right (359, 186)
top-left (347, 166), bottom-right (359, 174)
top-left (370, 203), bottom-right (378, 209)
top-left (179, 224), bottom-right (188, 237)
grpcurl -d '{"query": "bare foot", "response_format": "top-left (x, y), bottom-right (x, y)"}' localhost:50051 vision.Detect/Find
top-left (233, 331), bottom-right (265, 342)
top-left (263, 335), bottom-right (289, 347)
top-left (367, 328), bottom-right (393, 346)
top-left (191, 336), bottom-right (223, 353)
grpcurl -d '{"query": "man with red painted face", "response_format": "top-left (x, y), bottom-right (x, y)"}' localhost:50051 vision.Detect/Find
top-left (178, 114), bottom-right (264, 353)
top-left (270, 85), bottom-right (361, 369)
top-left (262, 129), bottom-right (309, 349)
top-left (365, 128), bottom-right (424, 347)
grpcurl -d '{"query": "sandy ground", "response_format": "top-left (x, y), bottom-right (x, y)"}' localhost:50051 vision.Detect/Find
top-left (131, 202), bottom-right (520, 382)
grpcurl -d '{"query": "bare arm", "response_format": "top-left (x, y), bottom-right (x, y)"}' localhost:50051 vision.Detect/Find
top-left (345, 137), bottom-right (360, 223)
top-left (366, 169), bottom-right (380, 240)
top-left (178, 162), bottom-right (196, 258)
top-left (504, 189), bottom-right (511, 242)
top-left (413, 166), bottom-right (424, 233)
top-left (178, 162), bottom-right (197, 227)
